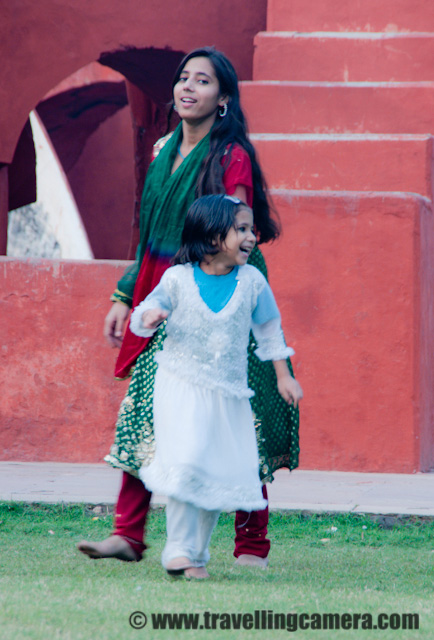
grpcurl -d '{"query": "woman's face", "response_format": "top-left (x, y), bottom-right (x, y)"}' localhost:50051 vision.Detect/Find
top-left (173, 56), bottom-right (226, 125)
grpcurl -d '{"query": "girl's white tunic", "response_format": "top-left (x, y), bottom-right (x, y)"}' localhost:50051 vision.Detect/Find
top-left (130, 263), bottom-right (293, 513)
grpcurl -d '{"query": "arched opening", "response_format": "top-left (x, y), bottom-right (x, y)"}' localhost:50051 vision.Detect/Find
top-left (6, 47), bottom-right (185, 260)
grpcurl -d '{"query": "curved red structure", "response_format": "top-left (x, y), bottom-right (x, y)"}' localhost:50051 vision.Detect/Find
top-left (2, 0), bottom-right (434, 473)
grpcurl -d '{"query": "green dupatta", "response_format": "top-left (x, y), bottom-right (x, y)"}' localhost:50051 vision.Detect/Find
top-left (117, 123), bottom-right (211, 300)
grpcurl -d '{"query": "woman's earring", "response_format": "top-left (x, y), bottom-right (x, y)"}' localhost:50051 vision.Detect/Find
top-left (173, 104), bottom-right (178, 112)
top-left (219, 103), bottom-right (228, 118)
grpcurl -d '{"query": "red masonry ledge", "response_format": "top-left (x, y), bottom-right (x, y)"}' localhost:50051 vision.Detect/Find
top-left (251, 134), bottom-right (434, 198)
top-left (2, 189), bottom-right (434, 473)
top-left (253, 32), bottom-right (434, 83)
top-left (266, 0), bottom-right (434, 33)
top-left (240, 81), bottom-right (434, 135)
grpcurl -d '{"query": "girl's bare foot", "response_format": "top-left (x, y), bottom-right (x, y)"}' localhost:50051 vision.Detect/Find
top-left (166, 556), bottom-right (193, 575)
top-left (184, 566), bottom-right (209, 579)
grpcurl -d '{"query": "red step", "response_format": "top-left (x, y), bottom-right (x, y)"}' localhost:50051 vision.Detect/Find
top-left (261, 190), bottom-right (434, 472)
top-left (267, 0), bottom-right (434, 33)
top-left (240, 81), bottom-right (434, 134)
top-left (254, 32), bottom-right (434, 82)
top-left (250, 134), bottom-right (434, 197)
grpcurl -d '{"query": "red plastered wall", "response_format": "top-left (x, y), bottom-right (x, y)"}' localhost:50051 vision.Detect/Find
top-left (262, 191), bottom-right (434, 473)
top-left (2, 190), bottom-right (433, 472)
top-left (1, 259), bottom-right (128, 463)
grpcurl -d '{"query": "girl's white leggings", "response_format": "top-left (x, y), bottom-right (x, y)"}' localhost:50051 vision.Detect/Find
top-left (162, 497), bottom-right (220, 568)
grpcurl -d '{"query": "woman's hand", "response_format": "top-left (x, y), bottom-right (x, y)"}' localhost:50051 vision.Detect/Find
top-left (273, 360), bottom-right (303, 407)
top-left (103, 302), bottom-right (130, 348)
top-left (142, 308), bottom-right (169, 331)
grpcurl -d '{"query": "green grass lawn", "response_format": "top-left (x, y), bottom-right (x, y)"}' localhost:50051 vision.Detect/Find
top-left (0, 503), bottom-right (433, 639)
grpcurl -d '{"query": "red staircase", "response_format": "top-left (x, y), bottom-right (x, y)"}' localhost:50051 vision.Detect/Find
top-left (241, 0), bottom-right (434, 472)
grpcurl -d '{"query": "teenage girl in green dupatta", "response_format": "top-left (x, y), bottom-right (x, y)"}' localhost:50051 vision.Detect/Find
top-left (78, 47), bottom-right (299, 569)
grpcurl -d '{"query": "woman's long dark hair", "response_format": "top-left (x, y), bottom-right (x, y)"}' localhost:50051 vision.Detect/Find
top-left (170, 47), bottom-right (280, 244)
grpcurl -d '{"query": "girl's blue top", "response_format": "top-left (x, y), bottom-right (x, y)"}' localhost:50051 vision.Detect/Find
top-left (193, 264), bottom-right (279, 323)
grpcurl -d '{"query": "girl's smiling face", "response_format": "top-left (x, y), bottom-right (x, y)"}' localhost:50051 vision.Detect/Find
top-left (173, 56), bottom-right (227, 124)
top-left (218, 207), bottom-right (256, 269)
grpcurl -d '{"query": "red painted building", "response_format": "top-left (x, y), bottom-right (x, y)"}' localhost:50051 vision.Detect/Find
top-left (1, 0), bottom-right (434, 473)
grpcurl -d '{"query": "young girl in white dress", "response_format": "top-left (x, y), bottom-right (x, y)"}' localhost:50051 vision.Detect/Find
top-left (130, 194), bottom-right (303, 579)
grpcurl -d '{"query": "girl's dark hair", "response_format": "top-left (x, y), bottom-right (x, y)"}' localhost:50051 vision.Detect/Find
top-left (170, 46), bottom-right (280, 244)
top-left (173, 194), bottom-right (250, 265)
